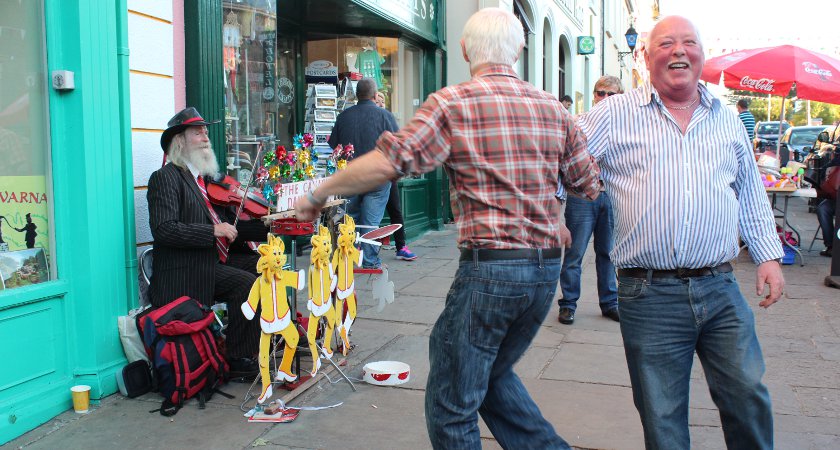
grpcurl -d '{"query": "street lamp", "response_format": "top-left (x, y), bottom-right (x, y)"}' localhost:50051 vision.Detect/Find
top-left (617, 24), bottom-right (638, 79)
top-left (618, 25), bottom-right (638, 60)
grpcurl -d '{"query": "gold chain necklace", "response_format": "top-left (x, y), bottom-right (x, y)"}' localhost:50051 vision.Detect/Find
top-left (664, 95), bottom-right (699, 111)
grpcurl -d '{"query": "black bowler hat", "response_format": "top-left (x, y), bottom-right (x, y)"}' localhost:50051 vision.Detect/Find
top-left (160, 107), bottom-right (221, 152)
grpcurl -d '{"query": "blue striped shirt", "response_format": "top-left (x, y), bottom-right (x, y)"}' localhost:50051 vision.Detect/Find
top-left (739, 110), bottom-right (756, 140)
top-left (578, 82), bottom-right (784, 269)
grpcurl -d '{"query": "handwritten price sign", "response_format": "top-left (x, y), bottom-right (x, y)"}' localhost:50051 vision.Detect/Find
top-left (276, 178), bottom-right (331, 211)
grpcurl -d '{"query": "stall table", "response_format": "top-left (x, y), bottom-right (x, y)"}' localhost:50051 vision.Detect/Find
top-left (765, 186), bottom-right (816, 266)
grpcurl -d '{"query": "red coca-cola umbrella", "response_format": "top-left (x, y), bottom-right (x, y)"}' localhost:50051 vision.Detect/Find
top-left (701, 45), bottom-right (840, 104)
top-left (702, 45), bottom-right (840, 152)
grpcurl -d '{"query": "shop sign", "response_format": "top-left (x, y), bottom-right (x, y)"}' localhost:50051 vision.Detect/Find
top-left (263, 35), bottom-right (276, 101)
top-left (352, 0), bottom-right (439, 43)
top-left (277, 77), bottom-right (294, 104)
top-left (305, 60), bottom-right (339, 85)
top-left (276, 178), bottom-right (331, 211)
top-left (305, 60), bottom-right (339, 78)
top-left (577, 36), bottom-right (595, 55)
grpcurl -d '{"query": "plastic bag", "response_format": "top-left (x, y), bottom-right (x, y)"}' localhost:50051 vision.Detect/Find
top-left (118, 306), bottom-right (151, 363)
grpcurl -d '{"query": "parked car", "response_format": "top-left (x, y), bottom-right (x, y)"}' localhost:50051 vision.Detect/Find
top-left (778, 125), bottom-right (831, 165)
top-left (753, 121), bottom-right (792, 153)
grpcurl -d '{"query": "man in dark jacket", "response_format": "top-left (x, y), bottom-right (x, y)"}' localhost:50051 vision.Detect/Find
top-left (328, 78), bottom-right (399, 269)
top-left (147, 107), bottom-right (267, 377)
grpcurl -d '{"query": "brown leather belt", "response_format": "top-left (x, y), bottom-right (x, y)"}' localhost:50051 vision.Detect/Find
top-left (617, 262), bottom-right (733, 280)
top-left (460, 248), bottom-right (563, 262)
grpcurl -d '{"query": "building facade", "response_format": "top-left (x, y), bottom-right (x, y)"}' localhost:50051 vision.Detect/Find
top-left (2, 0), bottom-right (447, 443)
top-left (1, 0), bottom-right (135, 443)
top-left (447, 0), bottom-right (636, 113)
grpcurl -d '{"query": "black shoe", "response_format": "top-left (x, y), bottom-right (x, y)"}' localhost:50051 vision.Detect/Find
top-left (820, 247), bottom-right (833, 257)
top-left (602, 308), bottom-right (620, 322)
top-left (558, 308), bottom-right (575, 325)
top-left (228, 357), bottom-right (259, 378)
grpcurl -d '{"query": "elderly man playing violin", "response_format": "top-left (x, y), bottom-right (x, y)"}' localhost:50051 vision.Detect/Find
top-left (147, 107), bottom-right (268, 379)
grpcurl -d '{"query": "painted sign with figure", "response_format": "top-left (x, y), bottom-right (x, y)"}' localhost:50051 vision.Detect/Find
top-left (0, 176), bottom-right (50, 256)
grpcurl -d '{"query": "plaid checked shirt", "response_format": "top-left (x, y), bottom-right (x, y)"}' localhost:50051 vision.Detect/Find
top-left (377, 64), bottom-right (601, 249)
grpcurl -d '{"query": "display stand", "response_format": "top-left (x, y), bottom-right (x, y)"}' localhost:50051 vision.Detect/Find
top-left (304, 84), bottom-right (337, 173)
top-left (270, 218), bottom-right (356, 391)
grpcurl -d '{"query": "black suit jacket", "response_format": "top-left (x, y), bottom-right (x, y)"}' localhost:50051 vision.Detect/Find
top-left (147, 163), bottom-right (267, 307)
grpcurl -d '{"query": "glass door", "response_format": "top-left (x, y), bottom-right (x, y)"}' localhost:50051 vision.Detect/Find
top-left (396, 41), bottom-right (422, 127)
top-left (0, 0), bottom-right (54, 290)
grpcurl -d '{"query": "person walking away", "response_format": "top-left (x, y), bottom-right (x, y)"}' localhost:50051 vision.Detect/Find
top-left (328, 78), bottom-right (399, 269)
top-left (295, 8), bottom-right (601, 449)
top-left (578, 16), bottom-right (785, 449)
top-left (737, 98), bottom-right (755, 141)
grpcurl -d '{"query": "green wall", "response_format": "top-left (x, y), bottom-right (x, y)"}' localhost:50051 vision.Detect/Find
top-left (0, 0), bottom-right (133, 444)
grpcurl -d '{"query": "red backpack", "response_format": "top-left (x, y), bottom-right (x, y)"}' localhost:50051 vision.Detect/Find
top-left (137, 296), bottom-right (230, 415)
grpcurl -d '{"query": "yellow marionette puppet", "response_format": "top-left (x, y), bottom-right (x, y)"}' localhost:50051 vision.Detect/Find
top-left (241, 234), bottom-right (305, 404)
top-left (306, 225), bottom-right (338, 376)
top-left (333, 215), bottom-right (362, 355)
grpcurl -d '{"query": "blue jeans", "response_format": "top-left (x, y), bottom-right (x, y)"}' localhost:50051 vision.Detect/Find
top-left (816, 198), bottom-right (835, 246)
top-left (559, 194), bottom-right (618, 312)
top-left (346, 181), bottom-right (391, 268)
top-left (618, 271), bottom-right (773, 449)
top-left (425, 253), bottom-right (570, 450)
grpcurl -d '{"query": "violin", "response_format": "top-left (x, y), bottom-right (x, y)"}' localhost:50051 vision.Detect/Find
top-left (205, 174), bottom-right (271, 218)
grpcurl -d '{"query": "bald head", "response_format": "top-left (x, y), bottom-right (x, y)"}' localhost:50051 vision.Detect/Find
top-left (648, 15), bottom-right (702, 47)
top-left (645, 15), bottom-right (705, 103)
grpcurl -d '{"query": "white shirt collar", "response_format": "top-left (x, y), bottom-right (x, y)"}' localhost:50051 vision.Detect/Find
top-left (186, 163), bottom-right (200, 181)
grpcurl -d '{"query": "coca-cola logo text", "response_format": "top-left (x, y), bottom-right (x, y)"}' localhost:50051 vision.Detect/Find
top-left (802, 62), bottom-right (833, 81)
top-left (740, 76), bottom-right (775, 92)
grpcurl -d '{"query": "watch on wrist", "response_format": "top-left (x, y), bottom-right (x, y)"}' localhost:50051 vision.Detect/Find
top-left (307, 190), bottom-right (326, 207)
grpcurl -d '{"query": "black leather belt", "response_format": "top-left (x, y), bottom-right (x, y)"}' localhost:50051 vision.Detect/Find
top-left (460, 248), bottom-right (563, 262)
top-left (617, 262), bottom-right (733, 280)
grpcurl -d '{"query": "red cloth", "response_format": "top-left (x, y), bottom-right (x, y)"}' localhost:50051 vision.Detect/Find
top-left (376, 64), bottom-right (601, 249)
top-left (196, 176), bottom-right (229, 262)
top-left (821, 166), bottom-right (840, 200)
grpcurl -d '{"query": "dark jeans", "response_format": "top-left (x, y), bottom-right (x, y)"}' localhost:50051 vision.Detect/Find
top-left (559, 194), bottom-right (618, 313)
top-left (817, 198), bottom-right (836, 247)
top-left (425, 254), bottom-right (570, 450)
top-left (385, 180), bottom-right (406, 250)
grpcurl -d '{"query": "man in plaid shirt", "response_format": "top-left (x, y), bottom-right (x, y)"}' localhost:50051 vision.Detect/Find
top-left (297, 8), bottom-right (600, 449)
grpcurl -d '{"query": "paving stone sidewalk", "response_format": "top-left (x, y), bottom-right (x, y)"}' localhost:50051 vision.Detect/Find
top-left (7, 196), bottom-right (839, 450)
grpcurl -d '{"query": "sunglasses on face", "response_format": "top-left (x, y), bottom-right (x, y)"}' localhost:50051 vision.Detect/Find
top-left (594, 90), bottom-right (618, 97)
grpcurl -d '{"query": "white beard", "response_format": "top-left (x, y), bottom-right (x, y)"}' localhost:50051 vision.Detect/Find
top-left (185, 142), bottom-right (219, 176)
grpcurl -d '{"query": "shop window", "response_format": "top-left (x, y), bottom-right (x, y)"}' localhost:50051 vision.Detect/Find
top-left (395, 41), bottom-right (422, 126)
top-left (513, 0), bottom-right (533, 82)
top-left (0, 1), bottom-right (55, 290)
top-left (222, 2), bottom-right (293, 185)
top-left (303, 35), bottom-right (402, 140)
top-left (304, 35), bottom-right (399, 108)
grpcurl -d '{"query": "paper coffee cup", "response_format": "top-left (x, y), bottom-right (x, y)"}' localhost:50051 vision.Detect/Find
top-left (70, 385), bottom-right (91, 414)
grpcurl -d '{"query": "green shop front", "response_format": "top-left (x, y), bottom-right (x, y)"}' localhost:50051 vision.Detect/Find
top-left (189, 0), bottom-right (449, 239)
top-left (1, 0), bottom-right (135, 444)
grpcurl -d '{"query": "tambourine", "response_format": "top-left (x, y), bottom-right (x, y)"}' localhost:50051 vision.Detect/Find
top-left (362, 361), bottom-right (410, 386)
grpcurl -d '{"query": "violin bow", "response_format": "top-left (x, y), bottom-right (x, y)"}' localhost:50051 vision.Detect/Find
top-left (223, 142), bottom-right (265, 254)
